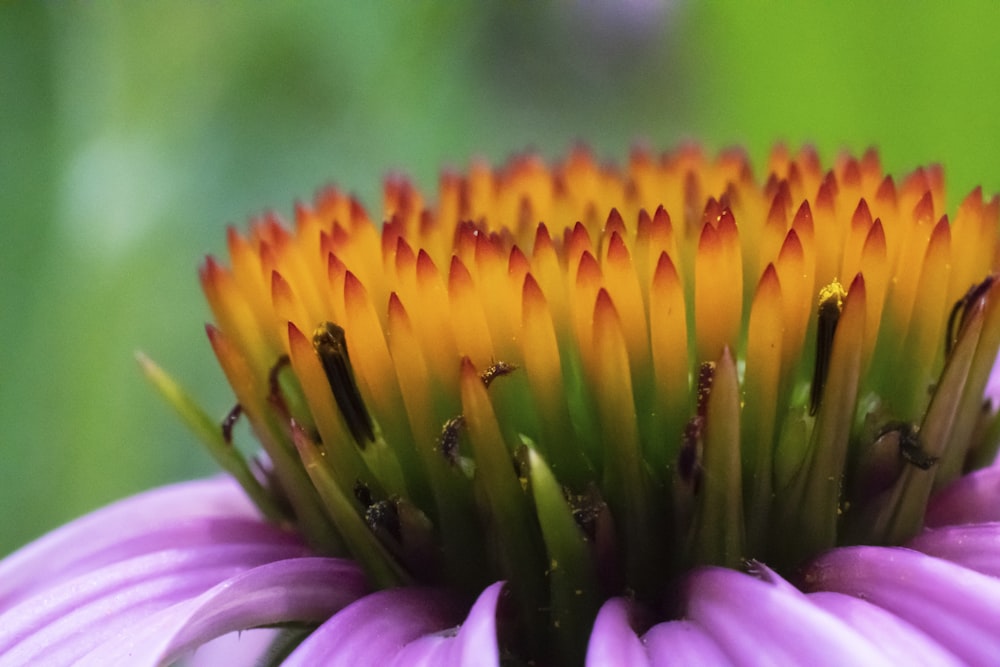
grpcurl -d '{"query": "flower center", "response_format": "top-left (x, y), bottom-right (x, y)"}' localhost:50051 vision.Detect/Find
top-left (152, 146), bottom-right (1000, 664)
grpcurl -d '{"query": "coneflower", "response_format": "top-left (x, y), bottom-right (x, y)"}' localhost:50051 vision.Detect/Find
top-left (3, 145), bottom-right (1000, 666)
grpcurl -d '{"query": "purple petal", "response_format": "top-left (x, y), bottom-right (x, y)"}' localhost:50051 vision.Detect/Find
top-left (283, 587), bottom-right (462, 666)
top-left (803, 545), bottom-right (1000, 665)
top-left (77, 557), bottom-right (366, 666)
top-left (806, 592), bottom-right (962, 667)
top-left (0, 542), bottom-right (314, 666)
top-left (585, 598), bottom-right (650, 667)
top-left (642, 620), bottom-right (732, 667)
top-left (388, 581), bottom-right (504, 667)
top-left (924, 465), bottom-right (1000, 527)
top-left (0, 476), bottom-right (257, 608)
top-left (907, 522), bottom-right (1000, 577)
top-left (185, 628), bottom-right (284, 666)
top-left (985, 353), bottom-right (1000, 409)
top-left (8, 516), bottom-right (305, 607)
top-left (743, 560), bottom-right (800, 593)
top-left (684, 567), bottom-right (892, 666)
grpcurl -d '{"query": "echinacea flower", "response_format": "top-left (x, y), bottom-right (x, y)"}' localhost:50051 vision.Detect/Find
top-left (4, 144), bottom-right (1000, 665)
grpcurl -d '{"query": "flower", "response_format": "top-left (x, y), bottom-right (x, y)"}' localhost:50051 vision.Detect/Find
top-left (3, 145), bottom-right (1000, 665)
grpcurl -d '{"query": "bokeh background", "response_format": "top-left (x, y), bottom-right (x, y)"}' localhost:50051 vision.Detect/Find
top-left (3, 2), bottom-right (1000, 555)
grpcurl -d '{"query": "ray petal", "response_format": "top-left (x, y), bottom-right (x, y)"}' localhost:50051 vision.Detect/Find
top-left (585, 598), bottom-right (650, 667)
top-left (0, 477), bottom-right (255, 608)
top-left (75, 557), bottom-right (366, 667)
top-left (388, 581), bottom-right (504, 667)
top-left (685, 567), bottom-right (892, 666)
top-left (283, 587), bottom-right (461, 666)
top-left (803, 546), bottom-right (1000, 666)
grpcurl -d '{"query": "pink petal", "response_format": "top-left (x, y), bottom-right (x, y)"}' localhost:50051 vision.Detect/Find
top-left (0, 476), bottom-right (257, 608)
top-left (806, 592), bottom-right (961, 667)
top-left (907, 522), bottom-right (1000, 577)
top-left (642, 620), bottom-right (732, 667)
top-left (924, 465), bottom-right (1000, 527)
top-left (684, 567), bottom-right (892, 666)
top-left (77, 557), bottom-right (366, 666)
top-left (283, 587), bottom-right (462, 666)
top-left (0, 542), bottom-right (312, 666)
top-left (186, 628), bottom-right (285, 666)
top-left (388, 581), bottom-right (505, 667)
top-left (586, 598), bottom-right (650, 667)
top-left (803, 545), bottom-right (1000, 665)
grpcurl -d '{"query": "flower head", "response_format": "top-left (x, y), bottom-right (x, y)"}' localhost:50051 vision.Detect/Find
top-left (190, 145), bottom-right (1000, 661)
top-left (5, 145), bottom-right (1000, 665)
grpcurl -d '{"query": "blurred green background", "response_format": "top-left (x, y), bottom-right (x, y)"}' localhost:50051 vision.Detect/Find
top-left (3, 2), bottom-right (1000, 555)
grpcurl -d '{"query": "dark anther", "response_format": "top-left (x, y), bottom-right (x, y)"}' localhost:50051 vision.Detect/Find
top-left (678, 360), bottom-right (712, 492)
top-left (221, 403), bottom-right (243, 444)
top-left (365, 499), bottom-right (401, 542)
top-left (353, 479), bottom-right (373, 508)
top-left (946, 275), bottom-right (996, 356)
top-left (312, 322), bottom-right (375, 448)
top-left (742, 559), bottom-right (765, 578)
top-left (811, 282), bottom-right (847, 416)
top-left (439, 415), bottom-right (466, 466)
top-left (564, 487), bottom-right (602, 542)
top-left (479, 360), bottom-right (518, 388)
top-left (743, 559), bottom-right (784, 585)
top-left (695, 361), bottom-right (716, 419)
top-left (679, 416), bottom-right (704, 493)
top-left (880, 422), bottom-right (939, 470)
